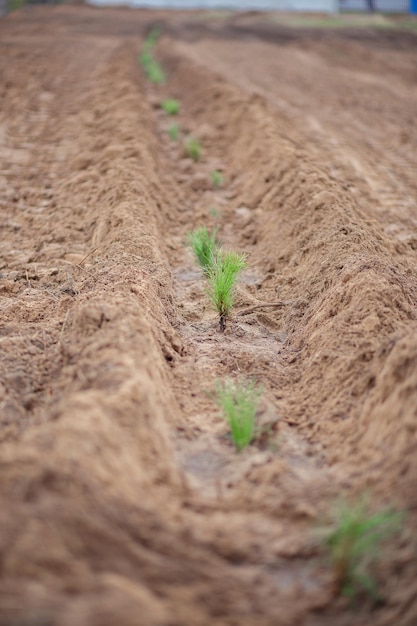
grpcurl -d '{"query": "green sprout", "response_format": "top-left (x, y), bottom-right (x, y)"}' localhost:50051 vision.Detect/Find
top-left (209, 206), bottom-right (221, 220)
top-left (139, 27), bottom-right (164, 83)
top-left (214, 379), bottom-right (261, 452)
top-left (324, 498), bottom-right (404, 601)
top-left (167, 123), bottom-right (180, 141)
top-left (210, 170), bottom-right (224, 188)
top-left (185, 136), bottom-right (201, 162)
top-left (161, 99), bottom-right (180, 115)
top-left (143, 26), bottom-right (161, 52)
top-left (138, 38), bottom-right (165, 84)
top-left (145, 60), bottom-right (165, 84)
top-left (208, 249), bottom-right (247, 332)
top-left (139, 50), bottom-right (153, 68)
top-left (187, 227), bottom-right (218, 275)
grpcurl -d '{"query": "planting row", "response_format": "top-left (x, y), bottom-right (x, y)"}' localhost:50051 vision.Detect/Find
top-left (137, 29), bottom-right (404, 603)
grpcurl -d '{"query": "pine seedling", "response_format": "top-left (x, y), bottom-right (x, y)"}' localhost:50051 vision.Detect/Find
top-left (214, 379), bottom-right (261, 452)
top-left (146, 60), bottom-right (166, 84)
top-left (143, 26), bottom-right (161, 52)
top-left (185, 136), bottom-right (201, 162)
top-left (208, 249), bottom-right (247, 331)
top-left (209, 206), bottom-right (222, 220)
top-left (139, 50), bottom-right (153, 69)
top-left (167, 123), bottom-right (180, 141)
top-left (324, 498), bottom-right (404, 601)
top-left (140, 27), bottom-right (164, 82)
top-left (210, 170), bottom-right (224, 188)
top-left (187, 227), bottom-right (218, 275)
top-left (161, 98), bottom-right (180, 115)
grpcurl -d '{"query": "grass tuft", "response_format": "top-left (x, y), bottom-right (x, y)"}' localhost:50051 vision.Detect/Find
top-left (139, 50), bottom-right (153, 67)
top-left (185, 136), bottom-right (201, 162)
top-left (210, 170), bottom-right (224, 188)
top-left (209, 206), bottom-right (221, 220)
top-left (214, 379), bottom-right (261, 452)
top-left (208, 249), bottom-right (247, 331)
top-left (161, 98), bottom-right (180, 115)
top-left (145, 60), bottom-right (165, 84)
top-left (187, 227), bottom-right (218, 275)
top-left (167, 123), bottom-right (180, 141)
top-left (324, 498), bottom-right (404, 601)
top-left (143, 26), bottom-right (161, 52)
top-left (139, 29), bottom-right (166, 84)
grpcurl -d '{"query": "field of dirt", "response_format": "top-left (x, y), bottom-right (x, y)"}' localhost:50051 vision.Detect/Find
top-left (1, 6), bottom-right (417, 625)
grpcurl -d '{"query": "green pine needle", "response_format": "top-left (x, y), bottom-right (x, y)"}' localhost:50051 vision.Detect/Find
top-left (167, 123), bottom-right (180, 141)
top-left (145, 60), bottom-right (165, 84)
top-left (139, 28), bottom-right (165, 83)
top-left (214, 379), bottom-right (260, 452)
top-left (210, 170), bottom-right (224, 188)
top-left (324, 498), bottom-right (404, 600)
top-left (161, 99), bottom-right (180, 115)
top-left (187, 227), bottom-right (218, 274)
top-left (208, 249), bottom-right (247, 329)
top-left (185, 136), bottom-right (201, 162)
top-left (142, 27), bottom-right (161, 52)
top-left (139, 50), bottom-right (153, 68)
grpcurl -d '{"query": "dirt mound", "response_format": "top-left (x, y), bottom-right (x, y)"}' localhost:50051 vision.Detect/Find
top-left (0, 7), bottom-right (416, 626)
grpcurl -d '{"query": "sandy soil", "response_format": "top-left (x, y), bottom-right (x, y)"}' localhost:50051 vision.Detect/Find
top-left (0, 6), bottom-right (417, 625)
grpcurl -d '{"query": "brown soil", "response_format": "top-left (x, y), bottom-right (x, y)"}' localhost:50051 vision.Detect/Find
top-left (1, 6), bottom-right (417, 625)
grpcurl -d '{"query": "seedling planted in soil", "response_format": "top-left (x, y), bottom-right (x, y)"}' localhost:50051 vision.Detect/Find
top-left (214, 379), bottom-right (260, 452)
top-left (139, 50), bottom-right (153, 68)
top-left (139, 52), bottom-right (165, 84)
top-left (143, 27), bottom-right (161, 52)
top-left (161, 98), bottom-right (180, 115)
top-left (324, 499), bottom-right (404, 601)
top-left (167, 123), bottom-right (180, 141)
top-left (187, 226), bottom-right (218, 275)
top-left (185, 136), bottom-right (201, 162)
top-left (139, 35), bottom-right (165, 85)
top-left (146, 60), bottom-right (166, 84)
top-left (210, 169), bottom-right (224, 188)
top-left (208, 249), bottom-right (247, 331)
top-left (209, 206), bottom-right (222, 220)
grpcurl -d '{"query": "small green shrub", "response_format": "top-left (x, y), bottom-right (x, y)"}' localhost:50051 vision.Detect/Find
top-left (324, 499), bottom-right (404, 600)
top-left (210, 170), bottom-right (224, 188)
top-left (208, 249), bottom-right (247, 331)
top-left (187, 227), bottom-right (218, 274)
top-left (161, 99), bottom-right (180, 115)
top-left (214, 379), bottom-right (260, 451)
top-left (167, 123), bottom-right (180, 141)
top-left (185, 136), bottom-right (201, 162)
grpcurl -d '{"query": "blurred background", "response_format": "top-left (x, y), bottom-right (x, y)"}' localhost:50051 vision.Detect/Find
top-left (1, 0), bottom-right (415, 16)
